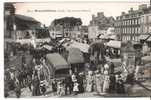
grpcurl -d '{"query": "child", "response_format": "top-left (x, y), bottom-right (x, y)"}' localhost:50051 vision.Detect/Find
top-left (57, 81), bottom-right (64, 96)
top-left (52, 79), bottom-right (57, 96)
top-left (40, 84), bottom-right (46, 96)
top-left (40, 81), bottom-right (46, 96)
top-left (73, 81), bottom-right (79, 95)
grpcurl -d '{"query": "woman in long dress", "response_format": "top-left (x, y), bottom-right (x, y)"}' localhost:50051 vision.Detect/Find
top-left (103, 70), bottom-right (110, 94)
top-left (95, 70), bottom-right (104, 94)
top-left (86, 71), bottom-right (94, 92)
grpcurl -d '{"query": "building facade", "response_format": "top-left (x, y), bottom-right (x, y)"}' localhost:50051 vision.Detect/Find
top-left (90, 12), bottom-right (115, 30)
top-left (114, 6), bottom-right (146, 42)
top-left (140, 6), bottom-right (151, 36)
top-left (140, 6), bottom-right (151, 50)
top-left (88, 25), bottom-right (99, 39)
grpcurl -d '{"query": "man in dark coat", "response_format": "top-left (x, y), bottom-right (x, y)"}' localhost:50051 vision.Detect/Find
top-left (116, 74), bottom-right (125, 94)
top-left (52, 79), bottom-right (57, 95)
top-left (77, 73), bottom-right (84, 93)
top-left (32, 75), bottom-right (41, 96)
top-left (14, 81), bottom-right (21, 98)
top-left (109, 74), bottom-right (116, 93)
top-left (65, 75), bottom-right (72, 95)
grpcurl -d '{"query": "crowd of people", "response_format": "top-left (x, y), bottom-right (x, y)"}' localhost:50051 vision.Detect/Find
top-left (50, 62), bottom-right (126, 97)
top-left (5, 51), bottom-right (129, 98)
top-left (4, 39), bottom-right (131, 98)
top-left (4, 53), bottom-right (48, 98)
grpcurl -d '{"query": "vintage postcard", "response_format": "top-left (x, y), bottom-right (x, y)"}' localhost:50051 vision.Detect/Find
top-left (4, 1), bottom-right (151, 98)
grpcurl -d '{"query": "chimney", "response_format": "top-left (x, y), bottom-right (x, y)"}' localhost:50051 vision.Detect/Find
top-left (92, 14), bottom-right (95, 20)
top-left (128, 8), bottom-right (133, 13)
top-left (122, 12), bottom-right (125, 15)
top-left (97, 12), bottom-right (104, 17)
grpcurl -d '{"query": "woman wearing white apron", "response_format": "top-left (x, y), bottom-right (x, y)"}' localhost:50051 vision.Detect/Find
top-left (103, 70), bottom-right (110, 94)
top-left (86, 71), bottom-right (94, 92)
top-left (95, 70), bottom-right (104, 94)
top-left (73, 81), bottom-right (79, 95)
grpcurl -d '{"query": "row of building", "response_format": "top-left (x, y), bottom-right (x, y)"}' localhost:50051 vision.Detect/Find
top-left (4, 3), bottom-right (44, 54)
top-left (49, 12), bottom-right (116, 40)
top-left (114, 4), bottom-right (151, 42)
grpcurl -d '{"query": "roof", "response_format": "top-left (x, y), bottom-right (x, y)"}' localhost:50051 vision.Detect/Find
top-left (105, 40), bottom-right (121, 49)
top-left (43, 45), bottom-right (53, 51)
top-left (122, 41), bottom-right (135, 52)
top-left (67, 47), bottom-right (84, 64)
top-left (108, 35), bottom-right (117, 40)
top-left (139, 34), bottom-right (150, 40)
top-left (99, 35), bottom-right (109, 39)
top-left (46, 53), bottom-right (69, 70)
top-left (15, 14), bottom-right (39, 23)
top-left (67, 41), bottom-right (89, 53)
top-left (147, 35), bottom-right (151, 41)
top-left (59, 38), bottom-right (70, 44)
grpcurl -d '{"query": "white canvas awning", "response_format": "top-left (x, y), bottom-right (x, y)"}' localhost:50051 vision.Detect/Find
top-left (147, 36), bottom-right (151, 41)
top-left (108, 35), bottom-right (117, 40)
top-left (139, 35), bottom-right (150, 40)
top-left (99, 35), bottom-right (109, 39)
top-left (105, 40), bottom-right (121, 49)
top-left (43, 45), bottom-right (53, 50)
top-left (67, 41), bottom-right (89, 53)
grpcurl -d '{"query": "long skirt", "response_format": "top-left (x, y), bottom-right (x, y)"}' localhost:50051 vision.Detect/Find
top-left (32, 86), bottom-right (41, 96)
top-left (103, 81), bottom-right (110, 93)
top-left (96, 80), bottom-right (103, 93)
top-left (86, 83), bottom-right (93, 92)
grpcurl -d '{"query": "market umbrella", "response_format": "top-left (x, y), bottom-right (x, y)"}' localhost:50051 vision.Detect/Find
top-left (142, 56), bottom-right (151, 63)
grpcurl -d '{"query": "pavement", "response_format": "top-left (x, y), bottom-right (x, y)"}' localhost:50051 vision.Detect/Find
top-left (7, 81), bottom-right (151, 98)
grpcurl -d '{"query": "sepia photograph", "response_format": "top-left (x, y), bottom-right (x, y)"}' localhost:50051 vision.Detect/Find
top-left (3, 1), bottom-right (151, 98)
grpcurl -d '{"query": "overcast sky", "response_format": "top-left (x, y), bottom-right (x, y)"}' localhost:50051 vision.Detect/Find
top-left (14, 1), bottom-right (149, 26)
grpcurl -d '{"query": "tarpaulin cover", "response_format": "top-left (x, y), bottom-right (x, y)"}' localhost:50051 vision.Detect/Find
top-left (139, 35), bottom-right (150, 40)
top-left (46, 53), bottom-right (69, 70)
top-left (67, 47), bottom-right (84, 64)
top-left (105, 40), bottom-right (121, 49)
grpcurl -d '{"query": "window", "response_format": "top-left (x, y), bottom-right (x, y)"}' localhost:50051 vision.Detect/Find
top-left (148, 15), bottom-right (151, 23)
top-left (135, 27), bottom-right (138, 34)
top-left (127, 28), bottom-right (129, 33)
top-left (136, 19), bottom-right (138, 25)
top-left (149, 26), bottom-right (151, 33)
top-left (138, 19), bottom-right (141, 24)
top-left (132, 28), bottom-right (134, 34)
top-left (125, 28), bottom-right (127, 33)
top-left (138, 27), bottom-right (140, 34)
top-left (132, 20), bottom-right (134, 25)
top-left (35, 29), bottom-right (50, 39)
top-left (129, 36), bottom-right (131, 40)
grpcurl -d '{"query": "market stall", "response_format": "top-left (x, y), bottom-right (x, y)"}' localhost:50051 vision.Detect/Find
top-left (105, 40), bottom-right (121, 58)
top-left (45, 53), bottom-right (70, 79)
top-left (67, 47), bottom-right (84, 72)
